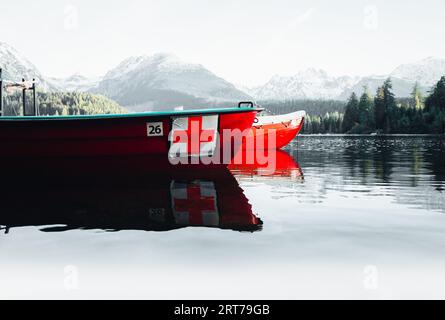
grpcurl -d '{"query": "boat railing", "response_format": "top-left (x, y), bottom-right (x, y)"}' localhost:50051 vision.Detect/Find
top-left (238, 101), bottom-right (255, 109)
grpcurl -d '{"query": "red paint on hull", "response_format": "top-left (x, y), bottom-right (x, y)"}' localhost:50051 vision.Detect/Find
top-left (0, 109), bottom-right (258, 158)
top-left (243, 115), bottom-right (305, 150)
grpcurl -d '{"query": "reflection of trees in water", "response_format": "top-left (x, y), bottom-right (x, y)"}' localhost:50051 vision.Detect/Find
top-left (372, 137), bottom-right (394, 183)
top-left (424, 137), bottom-right (445, 184)
top-left (291, 136), bottom-right (445, 212)
top-left (410, 147), bottom-right (419, 187)
top-left (343, 136), bottom-right (380, 184)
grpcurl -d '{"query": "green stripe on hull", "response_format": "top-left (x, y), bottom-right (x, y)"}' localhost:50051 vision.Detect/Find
top-left (0, 107), bottom-right (261, 121)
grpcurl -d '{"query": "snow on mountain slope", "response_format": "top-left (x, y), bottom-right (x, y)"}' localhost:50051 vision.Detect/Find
top-left (0, 42), bottom-right (55, 91)
top-left (338, 76), bottom-right (430, 100)
top-left (49, 74), bottom-right (102, 92)
top-left (3, 40), bottom-right (444, 103)
top-left (247, 68), bottom-right (359, 100)
top-left (390, 57), bottom-right (445, 87)
top-left (93, 53), bottom-right (251, 110)
top-left (248, 57), bottom-right (445, 101)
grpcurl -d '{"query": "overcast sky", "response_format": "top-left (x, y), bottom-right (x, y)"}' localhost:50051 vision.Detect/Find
top-left (1, 0), bottom-right (444, 85)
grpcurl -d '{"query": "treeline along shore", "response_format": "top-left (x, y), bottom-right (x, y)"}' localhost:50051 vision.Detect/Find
top-left (1, 77), bottom-right (443, 135)
top-left (264, 76), bottom-right (445, 134)
top-left (2, 91), bottom-right (126, 116)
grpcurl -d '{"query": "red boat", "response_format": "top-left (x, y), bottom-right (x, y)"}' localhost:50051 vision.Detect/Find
top-left (243, 110), bottom-right (305, 150)
top-left (0, 106), bottom-right (260, 159)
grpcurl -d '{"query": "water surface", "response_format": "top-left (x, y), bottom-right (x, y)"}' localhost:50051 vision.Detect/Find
top-left (1, 135), bottom-right (444, 299)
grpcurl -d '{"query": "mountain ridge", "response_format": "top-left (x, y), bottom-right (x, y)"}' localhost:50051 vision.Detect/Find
top-left (245, 57), bottom-right (445, 101)
top-left (91, 52), bottom-right (252, 110)
top-left (1, 41), bottom-right (444, 104)
top-left (48, 73), bottom-right (102, 92)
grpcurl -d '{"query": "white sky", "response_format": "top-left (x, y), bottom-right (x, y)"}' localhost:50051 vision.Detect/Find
top-left (1, 0), bottom-right (444, 85)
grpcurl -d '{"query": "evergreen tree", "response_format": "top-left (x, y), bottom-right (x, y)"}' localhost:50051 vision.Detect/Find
top-left (303, 115), bottom-right (312, 133)
top-left (357, 87), bottom-right (374, 132)
top-left (374, 86), bottom-right (385, 131)
top-left (1, 91), bottom-right (127, 116)
top-left (424, 76), bottom-right (445, 133)
top-left (342, 92), bottom-right (359, 133)
top-left (374, 78), bottom-right (396, 133)
top-left (383, 79), bottom-right (397, 132)
top-left (425, 76), bottom-right (445, 112)
top-left (411, 82), bottom-right (424, 110)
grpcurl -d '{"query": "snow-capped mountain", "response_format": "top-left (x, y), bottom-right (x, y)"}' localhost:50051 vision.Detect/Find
top-left (246, 69), bottom-right (359, 100)
top-left (338, 76), bottom-right (430, 100)
top-left (0, 42), bottom-right (55, 91)
top-left (390, 57), bottom-right (445, 87)
top-left (49, 74), bottom-right (101, 92)
top-left (247, 57), bottom-right (445, 101)
top-left (92, 53), bottom-right (251, 110)
top-left (2, 40), bottom-right (444, 103)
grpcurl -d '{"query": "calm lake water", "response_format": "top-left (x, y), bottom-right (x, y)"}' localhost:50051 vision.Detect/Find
top-left (1, 135), bottom-right (445, 299)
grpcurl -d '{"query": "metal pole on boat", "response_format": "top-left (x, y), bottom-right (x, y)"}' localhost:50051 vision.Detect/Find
top-left (32, 78), bottom-right (37, 116)
top-left (22, 78), bottom-right (26, 116)
top-left (0, 68), bottom-right (3, 117)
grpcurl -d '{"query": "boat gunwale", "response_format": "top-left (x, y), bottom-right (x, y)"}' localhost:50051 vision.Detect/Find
top-left (0, 107), bottom-right (263, 122)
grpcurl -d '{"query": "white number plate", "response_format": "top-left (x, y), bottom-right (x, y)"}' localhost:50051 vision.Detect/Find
top-left (146, 122), bottom-right (164, 137)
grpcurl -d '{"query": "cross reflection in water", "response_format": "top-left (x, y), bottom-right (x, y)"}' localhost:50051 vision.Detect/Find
top-left (0, 152), bottom-right (302, 234)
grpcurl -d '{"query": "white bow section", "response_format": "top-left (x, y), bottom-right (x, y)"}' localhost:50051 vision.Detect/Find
top-left (255, 110), bottom-right (306, 126)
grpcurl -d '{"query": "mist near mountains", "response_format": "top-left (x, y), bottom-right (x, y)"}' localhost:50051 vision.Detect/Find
top-left (1, 41), bottom-right (444, 111)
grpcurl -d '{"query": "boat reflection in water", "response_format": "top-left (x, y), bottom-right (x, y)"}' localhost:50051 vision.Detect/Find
top-left (228, 149), bottom-right (303, 180)
top-left (0, 157), bottom-right (262, 233)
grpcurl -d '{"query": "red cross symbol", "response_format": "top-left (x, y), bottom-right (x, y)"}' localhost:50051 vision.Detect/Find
top-left (173, 182), bottom-right (217, 225)
top-left (172, 116), bottom-right (215, 155)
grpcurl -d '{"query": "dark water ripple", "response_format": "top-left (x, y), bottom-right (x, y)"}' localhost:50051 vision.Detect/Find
top-left (282, 136), bottom-right (445, 211)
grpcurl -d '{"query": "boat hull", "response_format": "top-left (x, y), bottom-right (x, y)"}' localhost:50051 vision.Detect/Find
top-left (0, 108), bottom-right (259, 158)
top-left (242, 110), bottom-right (305, 150)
